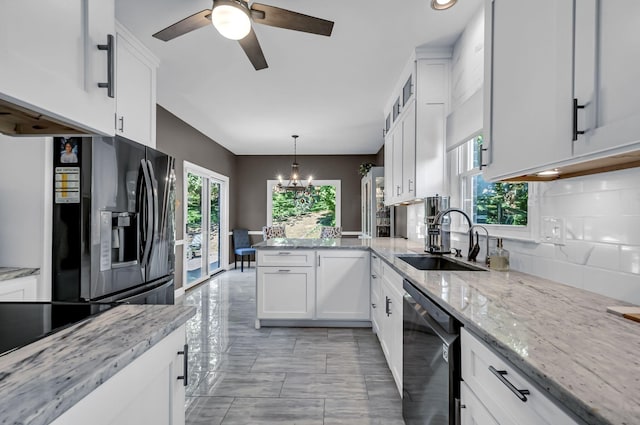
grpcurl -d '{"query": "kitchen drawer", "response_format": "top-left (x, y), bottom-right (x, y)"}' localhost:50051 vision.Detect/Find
top-left (461, 328), bottom-right (580, 425)
top-left (257, 250), bottom-right (315, 267)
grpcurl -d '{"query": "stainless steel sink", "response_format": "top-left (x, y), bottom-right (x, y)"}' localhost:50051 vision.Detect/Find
top-left (396, 255), bottom-right (487, 271)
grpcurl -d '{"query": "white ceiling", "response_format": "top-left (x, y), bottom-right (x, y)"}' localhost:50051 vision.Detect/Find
top-left (115, 0), bottom-right (481, 155)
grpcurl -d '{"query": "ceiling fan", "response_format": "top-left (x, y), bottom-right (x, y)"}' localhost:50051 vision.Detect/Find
top-left (152, 0), bottom-right (334, 71)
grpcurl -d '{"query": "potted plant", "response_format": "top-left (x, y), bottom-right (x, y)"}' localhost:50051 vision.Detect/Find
top-left (358, 162), bottom-right (375, 177)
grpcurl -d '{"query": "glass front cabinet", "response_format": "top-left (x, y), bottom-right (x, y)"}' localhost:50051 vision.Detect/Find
top-left (361, 166), bottom-right (392, 238)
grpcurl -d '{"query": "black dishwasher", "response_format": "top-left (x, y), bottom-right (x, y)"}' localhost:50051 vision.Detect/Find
top-left (403, 279), bottom-right (460, 425)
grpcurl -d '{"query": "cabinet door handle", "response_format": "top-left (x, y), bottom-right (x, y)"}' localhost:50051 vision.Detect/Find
top-left (372, 303), bottom-right (377, 308)
top-left (385, 296), bottom-right (392, 316)
top-left (371, 274), bottom-right (377, 279)
top-left (118, 116), bottom-right (124, 132)
top-left (489, 366), bottom-right (530, 402)
top-left (408, 179), bottom-right (413, 192)
top-left (277, 269), bottom-right (291, 273)
top-left (478, 143), bottom-right (488, 170)
top-left (97, 34), bottom-right (115, 98)
top-left (177, 344), bottom-right (189, 387)
top-left (396, 185), bottom-right (400, 196)
top-left (572, 98), bottom-right (586, 141)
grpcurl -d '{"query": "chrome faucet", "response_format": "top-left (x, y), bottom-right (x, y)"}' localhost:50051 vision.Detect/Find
top-left (470, 225), bottom-right (490, 265)
top-left (427, 208), bottom-right (474, 257)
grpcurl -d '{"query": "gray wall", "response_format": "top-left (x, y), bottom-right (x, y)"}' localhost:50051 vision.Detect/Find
top-left (156, 106), bottom-right (237, 288)
top-left (235, 154), bottom-right (377, 244)
top-left (156, 105), bottom-right (380, 286)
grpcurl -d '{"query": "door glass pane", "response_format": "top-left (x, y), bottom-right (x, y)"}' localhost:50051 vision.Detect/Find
top-left (209, 181), bottom-right (221, 271)
top-left (272, 185), bottom-right (336, 238)
top-left (186, 173), bottom-right (204, 284)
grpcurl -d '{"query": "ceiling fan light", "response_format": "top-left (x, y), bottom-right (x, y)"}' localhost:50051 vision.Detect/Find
top-left (431, 0), bottom-right (457, 10)
top-left (211, 2), bottom-right (251, 40)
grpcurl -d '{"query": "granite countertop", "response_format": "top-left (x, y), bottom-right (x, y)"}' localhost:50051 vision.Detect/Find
top-left (257, 237), bottom-right (640, 425)
top-left (0, 267), bottom-right (40, 281)
top-left (253, 237), bottom-right (370, 250)
top-left (0, 304), bottom-right (196, 425)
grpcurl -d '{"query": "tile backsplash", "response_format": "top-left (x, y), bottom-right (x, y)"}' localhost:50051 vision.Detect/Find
top-left (406, 167), bottom-right (640, 304)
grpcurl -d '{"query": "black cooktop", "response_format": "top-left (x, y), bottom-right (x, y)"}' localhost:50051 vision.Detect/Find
top-left (0, 302), bottom-right (116, 356)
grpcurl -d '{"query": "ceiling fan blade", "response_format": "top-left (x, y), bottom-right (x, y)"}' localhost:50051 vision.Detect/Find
top-left (152, 9), bottom-right (212, 42)
top-left (238, 27), bottom-right (268, 70)
top-left (250, 3), bottom-right (334, 37)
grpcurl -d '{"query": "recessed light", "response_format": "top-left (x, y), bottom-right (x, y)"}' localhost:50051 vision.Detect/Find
top-left (536, 169), bottom-right (560, 177)
top-left (431, 0), bottom-right (457, 10)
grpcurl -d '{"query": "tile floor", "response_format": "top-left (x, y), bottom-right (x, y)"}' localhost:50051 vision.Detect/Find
top-left (180, 268), bottom-right (405, 424)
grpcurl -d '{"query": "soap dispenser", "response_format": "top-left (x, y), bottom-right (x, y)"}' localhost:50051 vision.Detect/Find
top-left (489, 238), bottom-right (510, 271)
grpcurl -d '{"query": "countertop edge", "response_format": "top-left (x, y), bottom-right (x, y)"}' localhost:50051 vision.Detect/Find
top-left (9, 305), bottom-right (196, 425)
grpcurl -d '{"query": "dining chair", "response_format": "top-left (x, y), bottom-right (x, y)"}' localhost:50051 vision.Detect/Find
top-left (262, 225), bottom-right (286, 240)
top-left (319, 226), bottom-right (342, 238)
top-left (232, 229), bottom-right (255, 272)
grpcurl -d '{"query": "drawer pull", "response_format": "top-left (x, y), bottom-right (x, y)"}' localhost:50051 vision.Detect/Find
top-left (489, 366), bottom-right (530, 402)
top-left (278, 269), bottom-right (291, 273)
top-left (177, 344), bottom-right (189, 387)
top-left (278, 252), bottom-right (291, 255)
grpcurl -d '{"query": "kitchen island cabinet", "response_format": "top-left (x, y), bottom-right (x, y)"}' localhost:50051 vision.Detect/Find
top-left (0, 304), bottom-right (195, 425)
top-left (316, 250), bottom-right (370, 320)
top-left (254, 242), bottom-right (370, 327)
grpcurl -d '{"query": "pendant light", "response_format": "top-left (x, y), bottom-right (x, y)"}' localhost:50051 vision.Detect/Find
top-left (275, 135), bottom-right (313, 196)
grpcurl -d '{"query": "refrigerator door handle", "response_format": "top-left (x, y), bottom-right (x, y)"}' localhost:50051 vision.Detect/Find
top-left (139, 159), bottom-right (154, 268)
top-left (146, 159), bottom-right (159, 252)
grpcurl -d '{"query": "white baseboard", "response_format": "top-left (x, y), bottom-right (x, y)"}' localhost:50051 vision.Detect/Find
top-left (174, 286), bottom-right (185, 299)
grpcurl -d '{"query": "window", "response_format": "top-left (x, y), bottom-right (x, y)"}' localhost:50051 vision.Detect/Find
top-left (449, 136), bottom-right (533, 237)
top-left (267, 180), bottom-right (341, 238)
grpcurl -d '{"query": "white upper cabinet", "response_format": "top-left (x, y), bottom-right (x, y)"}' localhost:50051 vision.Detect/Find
top-left (383, 52), bottom-right (449, 205)
top-left (483, 0), bottom-right (640, 181)
top-left (0, 0), bottom-right (116, 135)
top-left (115, 22), bottom-right (158, 148)
top-left (482, 0), bottom-right (573, 181)
top-left (573, 0), bottom-right (640, 158)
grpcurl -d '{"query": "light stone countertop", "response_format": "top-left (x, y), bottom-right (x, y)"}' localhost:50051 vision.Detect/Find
top-left (0, 304), bottom-right (196, 425)
top-left (255, 237), bottom-right (640, 425)
top-left (0, 267), bottom-right (39, 281)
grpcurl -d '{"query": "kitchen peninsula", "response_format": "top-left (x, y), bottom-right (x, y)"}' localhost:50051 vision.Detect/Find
top-left (254, 237), bottom-right (640, 425)
top-left (0, 303), bottom-right (195, 425)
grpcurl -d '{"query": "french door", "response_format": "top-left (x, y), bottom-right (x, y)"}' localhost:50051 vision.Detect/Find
top-left (184, 162), bottom-right (228, 288)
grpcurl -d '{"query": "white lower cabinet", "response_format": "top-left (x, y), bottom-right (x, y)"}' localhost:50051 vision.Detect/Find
top-left (0, 275), bottom-right (38, 301)
top-left (51, 325), bottom-right (187, 425)
top-left (255, 249), bottom-right (368, 323)
top-left (316, 250), bottom-right (370, 320)
top-left (370, 253), bottom-right (382, 334)
top-left (257, 266), bottom-right (315, 319)
top-left (379, 262), bottom-right (403, 395)
top-left (460, 381), bottom-right (499, 425)
top-left (461, 328), bottom-right (580, 425)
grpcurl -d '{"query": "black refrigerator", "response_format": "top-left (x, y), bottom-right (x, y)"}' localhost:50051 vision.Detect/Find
top-left (52, 136), bottom-right (176, 304)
